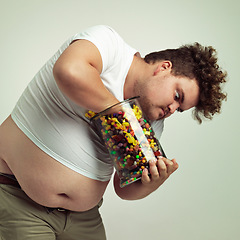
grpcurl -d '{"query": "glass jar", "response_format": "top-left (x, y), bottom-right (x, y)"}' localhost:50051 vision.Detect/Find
top-left (91, 97), bottom-right (166, 187)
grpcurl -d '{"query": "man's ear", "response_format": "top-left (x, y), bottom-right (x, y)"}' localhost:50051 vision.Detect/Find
top-left (153, 61), bottom-right (172, 76)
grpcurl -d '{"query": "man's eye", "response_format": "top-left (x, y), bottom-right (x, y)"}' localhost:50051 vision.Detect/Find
top-left (175, 91), bottom-right (180, 101)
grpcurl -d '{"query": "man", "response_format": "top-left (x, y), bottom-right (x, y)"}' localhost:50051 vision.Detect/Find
top-left (0, 25), bottom-right (227, 239)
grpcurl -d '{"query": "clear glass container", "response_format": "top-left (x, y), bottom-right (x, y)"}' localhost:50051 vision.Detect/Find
top-left (91, 97), bottom-right (166, 187)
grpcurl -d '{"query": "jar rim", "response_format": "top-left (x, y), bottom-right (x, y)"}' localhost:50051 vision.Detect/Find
top-left (90, 96), bottom-right (140, 121)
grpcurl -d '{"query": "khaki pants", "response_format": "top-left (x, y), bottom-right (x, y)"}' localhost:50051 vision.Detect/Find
top-left (0, 184), bottom-right (106, 240)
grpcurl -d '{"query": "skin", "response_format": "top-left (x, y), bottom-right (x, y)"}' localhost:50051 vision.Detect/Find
top-left (125, 57), bottom-right (199, 121)
top-left (0, 39), bottom-right (199, 210)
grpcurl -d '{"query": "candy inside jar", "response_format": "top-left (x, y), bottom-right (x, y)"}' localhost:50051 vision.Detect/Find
top-left (88, 97), bottom-right (166, 188)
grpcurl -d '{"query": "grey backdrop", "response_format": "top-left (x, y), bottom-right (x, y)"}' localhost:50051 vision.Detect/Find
top-left (0, 0), bottom-right (239, 239)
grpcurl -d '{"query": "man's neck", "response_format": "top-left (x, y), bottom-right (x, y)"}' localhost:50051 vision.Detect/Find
top-left (124, 55), bottom-right (155, 100)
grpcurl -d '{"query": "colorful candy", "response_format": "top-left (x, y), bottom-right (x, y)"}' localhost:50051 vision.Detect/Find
top-left (87, 98), bottom-right (165, 187)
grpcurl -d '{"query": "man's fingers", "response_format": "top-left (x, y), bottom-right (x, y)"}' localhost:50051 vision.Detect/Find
top-left (141, 168), bottom-right (151, 184)
top-left (162, 158), bottom-right (179, 174)
top-left (147, 159), bottom-right (159, 180)
top-left (157, 158), bottom-right (168, 178)
top-left (141, 157), bottom-right (178, 185)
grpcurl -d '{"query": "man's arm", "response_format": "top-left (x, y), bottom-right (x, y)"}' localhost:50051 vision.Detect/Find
top-left (113, 157), bottom-right (179, 200)
top-left (53, 39), bottom-right (119, 112)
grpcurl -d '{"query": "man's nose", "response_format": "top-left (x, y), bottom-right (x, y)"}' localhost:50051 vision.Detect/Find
top-left (168, 101), bottom-right (180, 114)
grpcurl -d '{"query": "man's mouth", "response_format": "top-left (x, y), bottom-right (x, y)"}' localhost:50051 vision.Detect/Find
top-left (161, 108), bottom-right (165, 117)
top-left (158, 108), bottom-right (166, 119)
top-left (161, 108), bottom-right (170, 119)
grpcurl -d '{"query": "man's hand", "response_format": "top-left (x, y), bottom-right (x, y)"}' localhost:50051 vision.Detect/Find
top-left (113, 156), bottom-right (179, 200)
top-left (141, 157), bottom-right (179, 192)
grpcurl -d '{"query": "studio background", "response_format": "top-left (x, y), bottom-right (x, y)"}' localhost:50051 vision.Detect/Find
top-left (0, 0), bottom-right (239, 239)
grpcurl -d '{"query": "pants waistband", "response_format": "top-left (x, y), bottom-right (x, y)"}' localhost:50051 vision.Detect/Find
top-left (0, 172), bottom-right (68, 213)
top-left (0, 173), bottom-right (21, 188)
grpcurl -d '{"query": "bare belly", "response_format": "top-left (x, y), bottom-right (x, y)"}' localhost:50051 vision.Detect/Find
top-left (0, 116), bottom-right (110, 211)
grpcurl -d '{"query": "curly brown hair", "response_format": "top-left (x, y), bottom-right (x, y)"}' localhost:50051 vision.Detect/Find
top-left (144, 42), bottom-right (227, 124)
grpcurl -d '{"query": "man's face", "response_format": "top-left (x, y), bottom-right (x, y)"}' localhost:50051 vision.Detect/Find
top-left (134, 70), bottom-right (199, 121)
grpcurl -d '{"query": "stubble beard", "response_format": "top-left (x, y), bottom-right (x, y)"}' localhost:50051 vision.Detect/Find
top-left (133, 80), bottom-right (155, 120)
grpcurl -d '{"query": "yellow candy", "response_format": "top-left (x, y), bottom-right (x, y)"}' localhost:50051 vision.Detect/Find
top-left (132, 105), bottom-right (142, 120)
top-left (85, 110), bottom-right (97, 119)
top-left (125, 132), bottom-right (138, 145)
